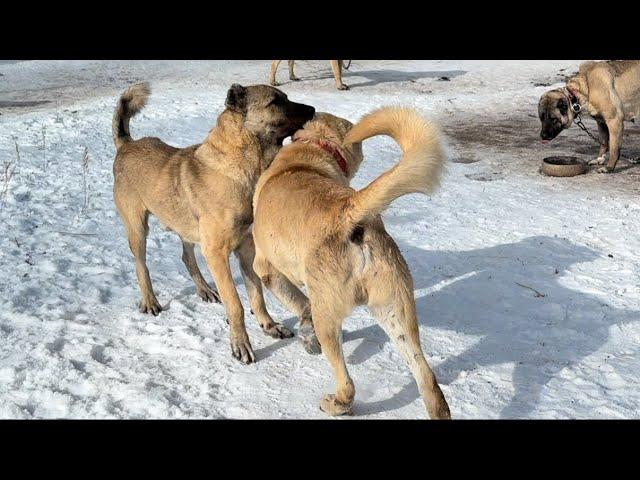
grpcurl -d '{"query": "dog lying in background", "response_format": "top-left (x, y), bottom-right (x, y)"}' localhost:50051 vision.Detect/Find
top-left (538, 60), bottom-right (640, 173)
top-left (112, 82), bottom-right (315, 363)
top-left (270, 60), bottom-right (349, 90)
top-left (251, 107), bottom-right (451, 418)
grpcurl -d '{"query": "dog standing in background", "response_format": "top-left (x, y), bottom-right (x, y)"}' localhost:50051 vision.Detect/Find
top-left (270, 60), bottom-right (349, 90)
top-left (538, 60), bottom-right (640, 173)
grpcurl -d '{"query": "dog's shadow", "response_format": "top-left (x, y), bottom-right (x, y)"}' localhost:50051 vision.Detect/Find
top-left (345, 69), bottom-right (467, 89)
top-left (345, 235), bottom-right (638, 418)
top-left (285, 66), bottom-right (467, 89)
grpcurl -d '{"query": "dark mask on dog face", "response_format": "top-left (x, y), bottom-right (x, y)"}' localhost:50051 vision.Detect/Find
top-left (538, 90), bottom-right (574, 141)
top-left (226, 84), bottom-right (316, 145)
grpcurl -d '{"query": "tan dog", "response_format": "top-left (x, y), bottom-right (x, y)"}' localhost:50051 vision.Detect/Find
top-left (270, 60), bottom-right (349, 90)
top-left (112, 82), bottom-right (315, 363)
top-left (538, 60), bottom-right (640, 173)
top-left (252, 107), bottom-right (451, 419)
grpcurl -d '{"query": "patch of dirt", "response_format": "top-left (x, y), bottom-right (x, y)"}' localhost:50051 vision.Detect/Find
top-left (0, 100), bottom-right (51, 109)
top-left (444, 115), bottom-right (640, 153)
top-left (465, 172), bottom-right (505, 182)
top-left (443, 113), bottom-right (640, 185)
top-left (451, 156), bottom-right (481, 164)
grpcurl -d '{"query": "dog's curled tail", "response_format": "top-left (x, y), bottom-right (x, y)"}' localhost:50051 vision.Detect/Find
top-left (112, 82), bottom-right (151, 150)
top-left (343, 106), bottom-right (446, 226)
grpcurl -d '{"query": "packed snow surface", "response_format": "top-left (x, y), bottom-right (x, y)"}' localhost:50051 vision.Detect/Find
top-left (0, 60), bottom-right (638, 418)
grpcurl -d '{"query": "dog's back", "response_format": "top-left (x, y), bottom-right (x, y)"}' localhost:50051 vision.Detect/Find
top-left (111, 83), bottom-right (205, 242)
top-left (254, 107), bottom-right (446, 296)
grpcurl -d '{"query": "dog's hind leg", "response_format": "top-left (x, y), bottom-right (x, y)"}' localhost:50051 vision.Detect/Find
top-left (117, 205), bottom-right (162, 315)
top-left (330, 60), bottom-right (349, 90)
top-left (234, 233), bottom-right (294, 340)
top-left (270, 60), bottom-right (282, 86)
top-left (253, 251), bottom-right (320, 354)
top-left (181, 240), bottom-right (220, 303)
top-left (288, 60), bottom-right (299, 81)
top-left (311, 298), bottom-right (354, 416)
top-left (368, 262), bottom-right (450, 419)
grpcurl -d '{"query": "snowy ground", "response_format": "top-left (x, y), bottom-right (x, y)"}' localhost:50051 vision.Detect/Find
top-left (0, 60), bottom-right (639, 419)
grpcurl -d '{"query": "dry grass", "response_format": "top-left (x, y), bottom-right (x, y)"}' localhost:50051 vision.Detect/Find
top-left (0, 143), bottom-right (18, 210)
top-left (81, 146), bottom-right (90, 210)
top-left (42, 126), bottom-right (47, 171)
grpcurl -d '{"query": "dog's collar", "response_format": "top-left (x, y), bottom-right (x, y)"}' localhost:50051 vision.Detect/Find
top-left (563, 86), bottom-right (582, 114)
top-left (293, 137), bottom-right (349, 177)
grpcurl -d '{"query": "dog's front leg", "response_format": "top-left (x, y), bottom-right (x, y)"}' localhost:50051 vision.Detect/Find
top-left (599, 116), bottom-right (623, 173)
top-left (202, 242), bottom-right (255, 364)
top-left (181, 240), bottom-right (221, 303)
top-left (270, 60), bottom-right (282, 86)
top-left (234, 233), bottom-right (294, 340)
top-left (589, 121), bottom-right (610, 165)
top-left (330, 60), bottom-right (349, 90)
top-left (288, 60), bottom-right (299, 81)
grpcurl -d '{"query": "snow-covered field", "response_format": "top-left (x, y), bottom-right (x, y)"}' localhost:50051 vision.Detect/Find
top-left (0, 60), bottom-right (639, 419)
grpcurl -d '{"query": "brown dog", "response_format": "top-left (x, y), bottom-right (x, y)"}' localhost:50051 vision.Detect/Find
top-left (112, 82), bottom-right (315, 363)
top-left (539, 60), bottom-right (640, 173)
top-left (270, 60), bottom-right (349, 90)
top-left (251, 107), bottom-right (451, 418)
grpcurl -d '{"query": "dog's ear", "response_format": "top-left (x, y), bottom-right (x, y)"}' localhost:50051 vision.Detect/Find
top-left (225, 84), bottom-right (248, 113)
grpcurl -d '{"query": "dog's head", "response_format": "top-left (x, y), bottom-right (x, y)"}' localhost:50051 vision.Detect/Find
top-left (291, 112), bottom-right (364, 180)
top-left (538, 89), bottom-right (575, 141)
top-left (225, 84), bottom-right (315, 144)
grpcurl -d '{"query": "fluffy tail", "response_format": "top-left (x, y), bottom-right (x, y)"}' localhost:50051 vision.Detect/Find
top-left (112, 82), bottom-right (151, 150)
top-left (343, 106), bottom-right (446, 226)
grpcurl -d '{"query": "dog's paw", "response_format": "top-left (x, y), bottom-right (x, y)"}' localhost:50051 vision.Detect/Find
top-left (289, 75), bottom-right (300, 81)
top-left (299, 323), bottom-right (322, 355)
top-left (597, 166), bottom-right (614, 173)
top-left (262, 323), bottom-right (294, 339)
top-left (196, 283), bottom-right (221, 303)
top-left (425, 386), bottom-right (452, 420)
top-left (336, 83), bottom-right (349, 91)
top-left (139, 297), bottom-right (162, 316)
top-left (230, 335), bottom-right (256, 364)
top-left (270, 81), bottom-right (280, 87)
top-left (320, 394), bottom-right (353, 416)
top-left (589, 156), bottom-right (606, 166)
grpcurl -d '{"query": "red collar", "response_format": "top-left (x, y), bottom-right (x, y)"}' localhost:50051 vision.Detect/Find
top-left (293, 137), bottom-right (349, 177)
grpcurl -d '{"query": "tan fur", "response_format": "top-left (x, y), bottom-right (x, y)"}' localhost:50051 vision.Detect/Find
top-left (270, 60), bottom-right (349, 90)
top-left (538, 60), bottom-right (640, 173)
top-left (252, 108), bottom-right (450, 419)
top-left (112, 82), bottom-right (151, 149)
top-left (344, 107), bottom-right (446, 225)
top-left (112, 82), bottom-right (315, 364)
